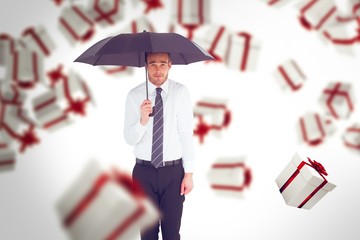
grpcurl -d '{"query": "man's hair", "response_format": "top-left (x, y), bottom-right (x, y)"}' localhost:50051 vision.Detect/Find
top-left (145, 52), bottom-right (171, 64)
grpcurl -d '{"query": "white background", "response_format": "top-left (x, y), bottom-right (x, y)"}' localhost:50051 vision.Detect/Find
top-left (1, 0), bottom-right (360, 239)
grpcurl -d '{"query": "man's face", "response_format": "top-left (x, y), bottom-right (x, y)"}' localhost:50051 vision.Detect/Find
top-left (146, 52), bottom-right (172, 87)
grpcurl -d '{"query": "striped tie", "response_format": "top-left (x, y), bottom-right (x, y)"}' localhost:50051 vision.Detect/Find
top-left (151, 87), bottom-right (164, 168)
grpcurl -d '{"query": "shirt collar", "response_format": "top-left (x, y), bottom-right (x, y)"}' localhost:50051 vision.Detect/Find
top-left (148, 79), bottom-right (170, 95)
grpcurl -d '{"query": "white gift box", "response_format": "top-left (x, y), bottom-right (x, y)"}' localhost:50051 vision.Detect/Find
top-left (319, 82), bottom-right (355, 119)
top-left (1, 104), bottom-right (39, 153)
top-left (207, 156), bottom-right (252, 198)
top-left (321, 19), bottom-right (360, 55)
top-left (119, 16), bottom-right (155, 33)
top-left (342, 123), bottom-right (360, 151)
top-left (274, 59), bottom-right (306, 91)
top-left (87, 0), bottom-right (125, 26)
top-left (298, 0), bottom-right (338, 31)
top-left (171, 0), bottom-right (210, 39)
top-left (297, 112), bottom-right (335, 146)
top-left (59, 4), bottom-right (95, 45)
top-left (275, 152), bottom-right (336, 210)
top-left (0, 82), bottom-right (26, 105)
top-left (56, 160), bottom-right (159, 240)
top-left (193, 97), bottom-right (230, 143)
top-left (0, 131), bottom-right (16, 172)
top-left (224, 32), bottom-right (261, 72)
top-left (32, 89), bottom-right (72, 131)
top-left (10, 47), bottom-right (44, 89)
top-left (0, 34), bottom-right (15, 82)
top-left (54, 70), bottom-right (94, 117)
top-left (193, 24), bottom-right (230, 62)
top-left (20, 25), bottom-right (56, 57)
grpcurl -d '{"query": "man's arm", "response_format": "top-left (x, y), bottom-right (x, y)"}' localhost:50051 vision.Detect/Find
top-left (177, 87), bottom-right (195, 195)
top-left (123, 94), bottom-right (149, 146)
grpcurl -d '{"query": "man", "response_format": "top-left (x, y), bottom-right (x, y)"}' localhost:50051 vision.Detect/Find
top-left (124, 52), bottom-right (195, 240)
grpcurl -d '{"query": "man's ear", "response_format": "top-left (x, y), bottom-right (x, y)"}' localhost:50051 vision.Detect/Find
top-left (168, 61), bottom-right (172, 69)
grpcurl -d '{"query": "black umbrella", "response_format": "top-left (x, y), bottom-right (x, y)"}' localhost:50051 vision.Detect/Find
top-left (74, 31), bottom-right (214, 100)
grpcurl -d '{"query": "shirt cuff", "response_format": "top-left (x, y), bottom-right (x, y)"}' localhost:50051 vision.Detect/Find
top-left (182, 160), bottom-right (194, 173)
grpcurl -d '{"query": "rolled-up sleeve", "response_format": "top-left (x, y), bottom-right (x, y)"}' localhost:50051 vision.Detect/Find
top-left (123, 93), bottom-right (147, 146)
top-left (177, 87), bottom-right (195, 173)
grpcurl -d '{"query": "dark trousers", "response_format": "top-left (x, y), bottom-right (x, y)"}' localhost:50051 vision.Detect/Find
top-left (132, 162), bottom-right (185, 240)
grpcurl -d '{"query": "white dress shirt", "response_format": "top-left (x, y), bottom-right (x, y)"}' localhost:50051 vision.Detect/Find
top-left (124, 79), bottom-right (195, 173)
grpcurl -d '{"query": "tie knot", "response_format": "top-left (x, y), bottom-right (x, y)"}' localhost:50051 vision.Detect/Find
top-left (156, 88), bottom-right (162, 95)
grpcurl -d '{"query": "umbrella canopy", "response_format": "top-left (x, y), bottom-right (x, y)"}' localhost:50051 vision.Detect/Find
top-left (74, 31), bottom-right (214, 67)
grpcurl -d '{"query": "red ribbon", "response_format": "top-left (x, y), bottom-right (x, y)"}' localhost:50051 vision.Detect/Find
top-left (323, 82), bottom-right (354, 119)
top-left (279, 157), bottom-right (329, 208)
top-left (0, 160), bottom-right (15, 166)
top-left (299, 0), bottom-right (337, 30)
top-left (142, 0), bottom-right (164, 14)
top-left (211, 162), bottom-right (252, 191)
top-left (63, 170), bottom-right (146, 240)
top-left (47, 65), bottom-right (65, 87)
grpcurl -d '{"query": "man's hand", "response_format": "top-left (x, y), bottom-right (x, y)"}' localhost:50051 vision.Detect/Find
top-left (140, 99), bottom-right (152, 125)
top-left (180, 173), bottom-right (193, 195)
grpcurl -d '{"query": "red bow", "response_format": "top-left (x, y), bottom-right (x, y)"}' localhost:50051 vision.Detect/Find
top-left (307, 157), bottom-right (328, 176)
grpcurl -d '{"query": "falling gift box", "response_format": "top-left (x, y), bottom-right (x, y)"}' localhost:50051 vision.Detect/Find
top-left (58, 4), bottom-right (95, 45)
top-left (207, 156), bottom-right (252, 198)
top-left (0, 131), bottom-right (16, 172)
top-left (193, 24), bottom-right (231, 63)
top-left (319, 82), bottom-right (355, 119)
top-left (56, 160), bottom-right (159, 240)
top-left (342, 123), bottom-right (360, 152)
top-left (53, 70), bottom-right (94, 117)
top-left (276, 152), bottom-right (336, 210)
top-left (322, 19), bottom-right (360, 55)
top-left (297, 112), bottom-right (335, 146)
top-left (32, 88), bottom-right (72, 132)
top-left (171, 0), bottom-right (211, 39)
top-left (274, 59), bottom-right (306, 91)
top-left (297, 0), bottom-right (338, 31)
top-left (224, 32), bottom-right (261, 72)
top-left (10, 47), bottom-right (44, 89)
top-left (0, 34), bottom-right (15, 82)
top-left (87, 0), bottom-right (125, 27)
top-left (193, 97), bottom-right (231, 144)
top-left (0, 104), bottom-right (39, 153)
top-left (20, 25), bottom-right (56, 58)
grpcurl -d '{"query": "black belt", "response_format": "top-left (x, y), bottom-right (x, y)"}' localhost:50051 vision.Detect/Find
top-left (136, 158), bottom-right (182, 168)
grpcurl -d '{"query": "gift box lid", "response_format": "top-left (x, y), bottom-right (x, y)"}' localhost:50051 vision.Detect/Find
top-left (291, 152), bottom-right (336, 192)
